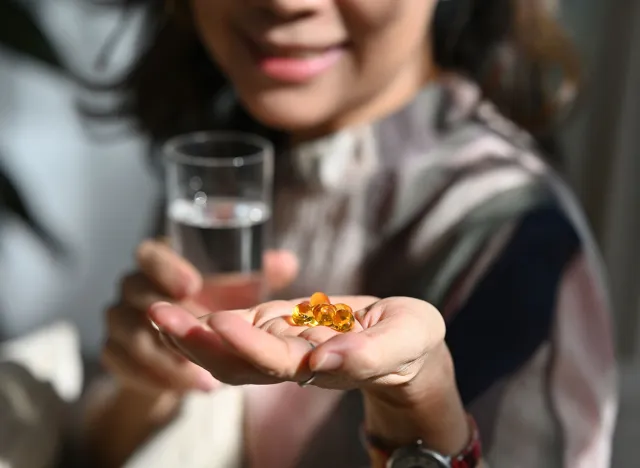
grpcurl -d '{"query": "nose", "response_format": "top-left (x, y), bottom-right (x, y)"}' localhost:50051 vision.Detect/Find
top-left (248, 0), bottom-right (326, 20)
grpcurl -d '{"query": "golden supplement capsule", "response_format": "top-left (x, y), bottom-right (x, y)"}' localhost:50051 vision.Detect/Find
top-left (310, 291), bottom-right (331, 306)
top-left (332, 303), bottom-right (355, 332)
top-left (313, 303), bottom-right (336, 327)
top-left (291, 301), bottom-right (317, 326)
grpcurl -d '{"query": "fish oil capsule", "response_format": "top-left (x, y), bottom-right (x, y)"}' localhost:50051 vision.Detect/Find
top-left (310, 292), bottom-right (331, 306)
top-left (313, 303), bottom-right (336, 327)
top-left (332, 303), bottom-right (355, 332)
top-left (291, 301), bottom-right (317, 326)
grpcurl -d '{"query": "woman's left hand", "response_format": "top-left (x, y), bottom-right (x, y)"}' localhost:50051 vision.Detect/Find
top-left (147, 296), bottom-right (448, 397)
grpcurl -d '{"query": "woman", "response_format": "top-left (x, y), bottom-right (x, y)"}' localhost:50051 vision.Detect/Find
top-left (85, 0), bottom-right (617, 467)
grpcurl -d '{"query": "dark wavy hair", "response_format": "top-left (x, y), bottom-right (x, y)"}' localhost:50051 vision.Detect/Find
top-left (99, 0), bottom-right (580, 154)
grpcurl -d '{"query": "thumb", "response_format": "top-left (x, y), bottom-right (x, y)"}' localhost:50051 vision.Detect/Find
top-left (309, 298), bottom-right (444, 382)
top-left (264, 249), bottom-right (299, 292)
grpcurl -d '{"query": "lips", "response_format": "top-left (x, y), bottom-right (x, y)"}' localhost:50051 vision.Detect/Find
top-left (242, 34), bottom-right (347, 83)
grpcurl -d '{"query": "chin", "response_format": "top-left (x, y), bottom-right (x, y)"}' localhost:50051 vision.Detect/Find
top-left (237, 88), bottom-right (340, 135)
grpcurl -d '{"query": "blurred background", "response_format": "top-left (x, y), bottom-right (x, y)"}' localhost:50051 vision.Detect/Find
top-left (0, 0), bottom-right (638, 464)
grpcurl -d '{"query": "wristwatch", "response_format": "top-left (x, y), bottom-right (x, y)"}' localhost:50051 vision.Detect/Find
top-left (362, 414), bottom-right (482, 468)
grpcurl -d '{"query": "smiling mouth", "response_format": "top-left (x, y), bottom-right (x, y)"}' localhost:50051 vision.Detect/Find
top-left (242, 34), bottom-right (348, 83)
top-left (255, 41), bottom-right (346, 58)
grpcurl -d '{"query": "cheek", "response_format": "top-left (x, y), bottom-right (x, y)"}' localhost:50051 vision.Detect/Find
top-left (345, 0), bottom-right (436, 59)
top-left (331, 0), bottom-right (435, 101)
top-left (191, 1), bottom-right (234, 69)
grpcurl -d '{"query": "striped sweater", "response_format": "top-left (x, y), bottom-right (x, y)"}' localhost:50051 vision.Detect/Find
top-left (126, 75), bottom-right (617, 468)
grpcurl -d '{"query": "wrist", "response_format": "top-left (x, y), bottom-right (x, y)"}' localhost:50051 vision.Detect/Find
top-left (363, 341), bottom-right (454, 409)
top-left (362, 343), bottom-right (468, 456)
top-left (363, 415), bottom-right (482, 468)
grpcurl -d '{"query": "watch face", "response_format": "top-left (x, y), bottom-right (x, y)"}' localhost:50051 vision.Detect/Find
top-left (388, 446), bottom-right (449, 468)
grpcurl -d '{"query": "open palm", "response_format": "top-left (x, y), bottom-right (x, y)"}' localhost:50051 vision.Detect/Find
top-left (149, 295), bottom-right (445, 391)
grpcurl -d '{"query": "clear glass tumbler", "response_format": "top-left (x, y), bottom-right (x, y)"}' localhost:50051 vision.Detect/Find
top-left (163, 131), bottom-right (274, 313)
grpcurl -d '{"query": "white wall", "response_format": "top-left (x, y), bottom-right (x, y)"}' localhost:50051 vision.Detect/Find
top-left (0, 0), bottom-right (159, 358)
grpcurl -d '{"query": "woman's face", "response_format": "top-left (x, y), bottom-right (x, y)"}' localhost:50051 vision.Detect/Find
top-left (190, 0), bottom-right (438, 137)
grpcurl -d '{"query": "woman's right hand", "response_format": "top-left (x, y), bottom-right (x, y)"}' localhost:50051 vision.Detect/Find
top-left (102, 239), bottom-right (299, 396)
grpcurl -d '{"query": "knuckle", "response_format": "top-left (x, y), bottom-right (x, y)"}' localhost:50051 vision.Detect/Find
top-left (135, 239), bottom-right (157, 265)
top-left (101, 340), bottom-right (125, 375)
top-left (120, 273), bottom-right (155, 306)
top-left (350, 338), bottom-right (379, 375)
top-left (119, 273), bottom-right (164, 311)
top-left (105, 305), bottom-right (123, 332)
top-left (257, 364), bottom-right (285, 380)
top-left (130, 329), bottom-right (159, 362)
top-left (105, 303), bottom-right (148, 339)
top-left (356, 353), bottom-right (379, 375)
top-left (102, 337), bottom-right (172, 390)
top-left (119, 273), bottom-right (139, 297)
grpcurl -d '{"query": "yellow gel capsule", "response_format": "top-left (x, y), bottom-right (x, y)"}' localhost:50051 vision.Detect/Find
top-left (292, 301), bottom-right (316, 326)
top-left (313, 303), bottom-right (336, 327)
top-left (310, 291), bottom-right (330, 306)
top-left (332, 304), bottom-right (355, 332)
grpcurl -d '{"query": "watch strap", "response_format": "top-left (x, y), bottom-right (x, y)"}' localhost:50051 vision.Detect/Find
top-left (362, 413), bottom-right (482, 468)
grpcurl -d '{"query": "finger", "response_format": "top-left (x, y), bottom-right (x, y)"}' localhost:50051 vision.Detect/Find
top-left (106, 303), bottom-right (158, 345)
top-left (102, 338), bottom-right (171, 393)
top-left (258, 316), bottom-right (305, 338)
top-left (136, 240), bottom-right (202, 298)
top-left (108, 303), bottom-right (188, 360)
top-left (251, 300), bottom-right (304, 326)
top-left (120, 273), bottom-right (171, 314)
top-left (103, 337), bottom-right (219, 393)
top-left (148, 301), bottom-right (207, 338)
top-left (206, 312), bottom-right (312, 382)
top-left (263, 250), bottom-right (299, 291)
top-left (121, 273), bottom-right (209, 318)
top-left (190, 300), bottom-right (298, 328)
top-left (158, 332), bottom-right (188, 362)
top-left (186, 296), bottom-right (377, 330)
top-left (295, 326), bottom-right (365, 390)
top-left (150, 303), bottom-right (281, 385)
top-left (298, 326), bottom-right (341, 345)
top-left (177, 326), bottom-right (282, 385)
top-left (309, 298), bottom-right (443, 382)
top-left (106, 306), bottom-right (219, 392)
top-left (108, 302), bottom-right (192, 364)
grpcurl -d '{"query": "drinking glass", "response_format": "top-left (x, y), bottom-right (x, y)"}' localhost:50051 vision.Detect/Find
top-left (163, 131), bottom-right (274, 313)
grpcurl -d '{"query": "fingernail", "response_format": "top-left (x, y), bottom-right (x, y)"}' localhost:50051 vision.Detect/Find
top-left (149, 302), bottom-right (196, 338)
top-left (311, 353), bottom-right (343, 372)
top-left (149, 304), bottom-right (173, 332)
top-left (148, 302), bottom-right (172, 321)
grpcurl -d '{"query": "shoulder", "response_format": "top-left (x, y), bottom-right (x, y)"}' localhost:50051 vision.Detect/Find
top-left (382, 76), bottom-right (567, 239)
